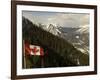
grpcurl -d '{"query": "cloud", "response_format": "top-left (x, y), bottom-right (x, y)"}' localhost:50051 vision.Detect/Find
top-left (46, 13), bottom-right (89, 28)
top-left (22, 11), bottom-right (89, 28)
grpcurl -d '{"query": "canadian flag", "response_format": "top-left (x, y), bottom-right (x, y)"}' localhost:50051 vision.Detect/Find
top-left (24, 41), bottom-right (44, 56)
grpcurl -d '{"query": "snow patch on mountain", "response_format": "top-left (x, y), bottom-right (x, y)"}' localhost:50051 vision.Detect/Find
top-left (76, 25), bottom-right (89, 34)
top-left (40, 24), bottom-right (62, 36)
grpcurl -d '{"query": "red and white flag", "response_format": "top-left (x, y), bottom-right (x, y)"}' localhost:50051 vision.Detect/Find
top-left (24, 41), bottom-right (44, 56)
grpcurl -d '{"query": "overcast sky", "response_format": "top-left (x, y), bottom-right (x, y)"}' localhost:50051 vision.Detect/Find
top-left (22, 11), bottom-right (89, 28)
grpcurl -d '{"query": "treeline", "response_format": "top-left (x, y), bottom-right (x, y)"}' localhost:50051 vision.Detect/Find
top-left (22, 17), bottom-right (89, 68)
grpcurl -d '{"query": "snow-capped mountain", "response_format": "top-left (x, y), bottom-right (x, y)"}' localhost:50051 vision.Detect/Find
top-left (40, 23), bottom-right (89, 54)
top-left (76, 25), bottom-right (89, 34)
top-left (40, 24), bottom-right (62, 36)
top-left (47, 24), bottom-right (62, 36)
top-left (59, 26), bottom-right (89, 54)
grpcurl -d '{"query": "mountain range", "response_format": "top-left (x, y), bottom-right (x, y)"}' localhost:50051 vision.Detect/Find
top-left (39, 24), bottom-right (89, 54)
